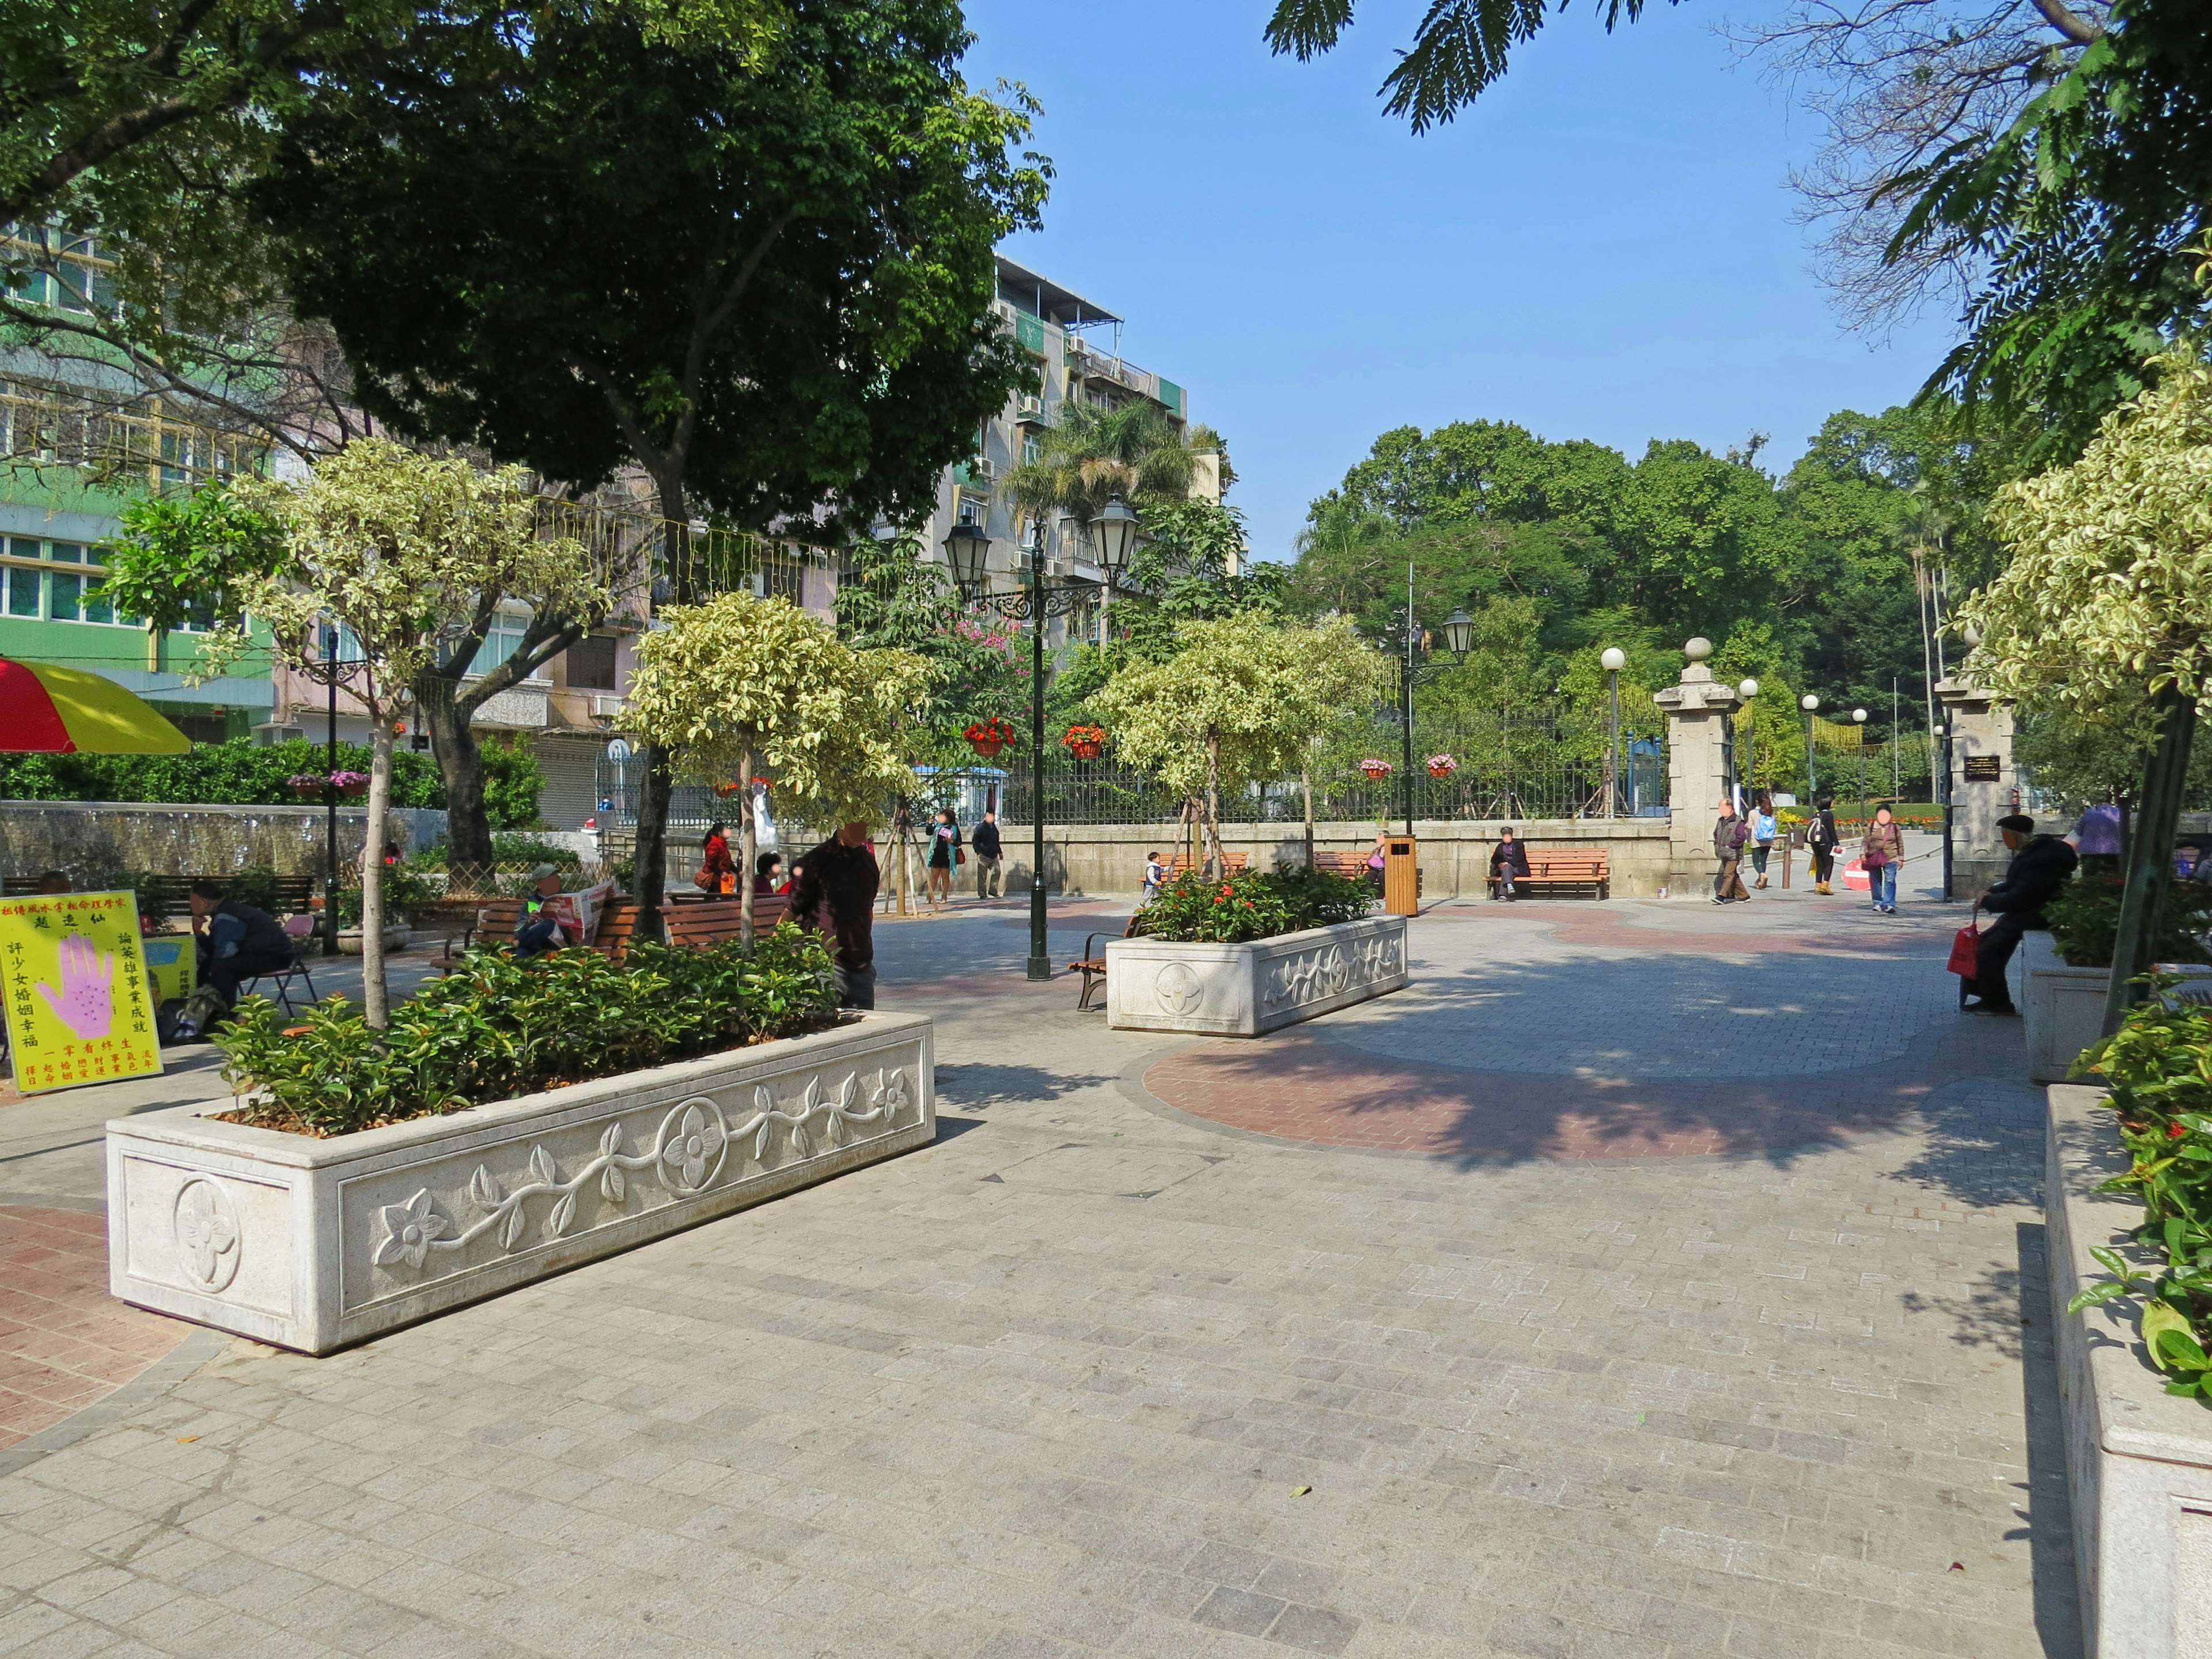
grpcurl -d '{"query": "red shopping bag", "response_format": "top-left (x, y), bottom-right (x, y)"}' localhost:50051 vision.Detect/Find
top-left (1947, 918), bottom-right (1982, 977)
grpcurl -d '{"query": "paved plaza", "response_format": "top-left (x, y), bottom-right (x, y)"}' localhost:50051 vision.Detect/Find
top-left (0, 866), bottom-right (2080, 1658)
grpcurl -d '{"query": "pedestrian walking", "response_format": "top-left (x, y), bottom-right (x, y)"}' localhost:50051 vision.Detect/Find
top-left (1963, 814), bottom-right (2078, 1015)
top-left (1711, 799), bottom-right (1750, 903)
top-left (971, 811), bottom-right (1003, 899)
top-left (924, 809), bottom-right (961, 909)
top-left (1142, 850), bottom-right (1166, 902)
top-left (789, 821), bottom-right (881, 1008)
top-left (1488, 827), bottom-right (1529, 901)
top-left (1748, 796), bottom-right (1778, 889)
top-left (1862, 805), bottom-right (1904, 913)
top-left (698, 822), bottom-right (737, 895)
top-left (1807, 795), bottom-right (1841, 895)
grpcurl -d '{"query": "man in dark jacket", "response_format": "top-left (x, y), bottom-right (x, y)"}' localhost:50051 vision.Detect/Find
top-left (1967, 813), bottom-right (2080, 1014)
top-left (187, 878), bottom-right (294, 1002)
top-left (1712, 800), bottom-right (1750, 903)
top-left (971, 811), bottom-right (1004, 900)
top-left (789, 821), bottom-right (880, 1008)
top-left (1488, 827), bottom-right (1531, 900)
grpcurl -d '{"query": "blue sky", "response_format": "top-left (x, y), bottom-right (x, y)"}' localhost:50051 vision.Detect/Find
top-left (959, 0), bottom-right (1964, 565)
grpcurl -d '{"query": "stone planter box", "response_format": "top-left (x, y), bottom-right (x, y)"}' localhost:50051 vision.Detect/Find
top-left (1105, 915), bottom-right (1408, 1036)
top-left (2025, 933), bottom-right (2212, 1084)
top-left (107, 1012), bottom-right (934, 1354)
top-left (2047, 1083), bottom-right (2212, 1658)
top-left (336, 925), bottom-right (412, 956)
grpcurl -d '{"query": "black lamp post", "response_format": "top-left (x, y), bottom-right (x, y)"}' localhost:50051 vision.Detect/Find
top-left (323, 625), bottom-right (341, 956)
top-left (946, 497), bottom-right (1137, 980)
top-left (1801, 692), bottom-right (1820, 804)
top-left (1380, 568), bottom-right (1472, 835)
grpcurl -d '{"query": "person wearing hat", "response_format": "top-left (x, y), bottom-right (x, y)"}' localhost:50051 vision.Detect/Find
top-left (513, 864), bottom-right (580, 958)
top-left (1965, 813), bottom-right (2079, 1014)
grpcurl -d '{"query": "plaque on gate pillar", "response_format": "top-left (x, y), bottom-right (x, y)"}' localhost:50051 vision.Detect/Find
top-left (1963, 755), bottom-right (2001, 782)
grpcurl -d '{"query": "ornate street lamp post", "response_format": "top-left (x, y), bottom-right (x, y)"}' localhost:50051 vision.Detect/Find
top-left (1800, 692), bottom-right (1820, 802)
top-left (1377, 562), bottom-right (1471, 835)
top-left (1736, 677), bottom-right (1759, 805)
top-left (1852, 707), bottom-right (1869, 802)
top-left (946, 498), bottom-right (1137, 980)
top-left (1600, 647), bottom-right (1626, 816)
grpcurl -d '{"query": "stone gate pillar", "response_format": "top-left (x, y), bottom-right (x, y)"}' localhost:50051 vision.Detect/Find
top-left (1653, 638), bottom-right (1741, 893)
top-left (1936, 677), bottom-right (2017, 902)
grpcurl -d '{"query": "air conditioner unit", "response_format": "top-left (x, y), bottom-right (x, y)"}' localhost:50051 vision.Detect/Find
top-left (968, 455), bottom-right (997, 482)
top-left (590, 694), bottom-right (626, 719)
top-left (1016, 394), bottom-right (1044, 421)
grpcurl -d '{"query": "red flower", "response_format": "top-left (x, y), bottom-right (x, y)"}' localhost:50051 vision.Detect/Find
top-left (2171, 1123), bottom-right (2188, 1138)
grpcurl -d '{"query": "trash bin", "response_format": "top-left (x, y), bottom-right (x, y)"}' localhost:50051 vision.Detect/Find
top-left (1384, 835), bottom-right (1419, 916)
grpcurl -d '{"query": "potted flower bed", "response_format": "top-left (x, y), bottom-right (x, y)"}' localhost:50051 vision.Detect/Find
top-left (1105, 868), bottom-right (1407, 1036)
top-left (2024, 873), bottom-right (2212, 1083)
top-left (107, 926), bottom-right (934, 1353)
top-left (2046, 994), bottom-right (2212, 1658)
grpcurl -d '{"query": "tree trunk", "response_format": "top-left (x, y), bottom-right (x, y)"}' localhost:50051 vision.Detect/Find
top-left (361, 713), bottom-right (396, 1028)
top-left (1204, 733), bottom-right (1224, 877)
top-left (636, 746), bottom-right (673, 940)
top-left (738, 747), bottom-right (757, 947)
top-left (417, 671), bottom-right (495, 881)
top-left (2101, 688), bottom-right (2198, 1037)
top-left (1301, 762), bottom-right (1315, 871)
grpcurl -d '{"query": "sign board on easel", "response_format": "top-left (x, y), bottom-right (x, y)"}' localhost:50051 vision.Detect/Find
top-left (0, 891), bottom-right (165, 1094)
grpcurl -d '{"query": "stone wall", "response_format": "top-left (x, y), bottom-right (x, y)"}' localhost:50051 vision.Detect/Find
top-left (978, 817), bottom-right (1677, 899)
top-left (0, 800), bottom-right (448, 882)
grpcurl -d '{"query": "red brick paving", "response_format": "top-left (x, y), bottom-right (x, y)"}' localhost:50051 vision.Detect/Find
top-left (1143, 991), bottom-right (2020, 1164)
top-left (0, 1206), bottom-right (192, 1450)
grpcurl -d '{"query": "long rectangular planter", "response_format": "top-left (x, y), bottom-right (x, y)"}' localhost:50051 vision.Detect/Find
top-left (1105, 915), bottom-right (1408, 1036)
top-left (2046, 1083), bottom-right (2212, 1659)
top-left (2025, 933), bottom-right (2212, 1085)
top-left (107, 1012), bottom-right (934, 1354)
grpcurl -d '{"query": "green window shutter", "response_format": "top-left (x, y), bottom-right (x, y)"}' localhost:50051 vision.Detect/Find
top-left (1016, 313), bottom-right (1046, 356)
top-left (1157, 379), bottom-right (1184, 417)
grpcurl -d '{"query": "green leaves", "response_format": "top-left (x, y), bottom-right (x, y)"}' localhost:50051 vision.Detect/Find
top-left (96, 482), bottom-right (288, 641)
top-left (1140, 869), bottom-right (1373, 945)
top-left (214, 922), bottom-right (839, 1135)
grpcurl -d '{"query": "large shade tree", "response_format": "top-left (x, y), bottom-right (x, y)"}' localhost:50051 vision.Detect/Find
top-left (619, 590), bottom-right (932, 942)
top-left (1960, 348), bottom-right (2212, 1032)
top-left (248, 0), bottom-right (1045, 939)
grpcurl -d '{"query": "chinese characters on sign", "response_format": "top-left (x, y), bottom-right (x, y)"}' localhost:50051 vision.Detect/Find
top-left (0, 892), bottom-right (166, 1094)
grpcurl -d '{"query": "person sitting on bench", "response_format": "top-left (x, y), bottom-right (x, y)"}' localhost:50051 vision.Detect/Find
top-left (1489, 828), bottom-right (1530, 901)
top-left (514, 865), bottom-right (584, 958)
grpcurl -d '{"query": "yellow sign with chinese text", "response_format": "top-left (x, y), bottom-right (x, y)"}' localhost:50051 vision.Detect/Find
top-left (0, 892), bottom-right (165, 1094)
top-left (141, 935), bottom-right (195, 1005)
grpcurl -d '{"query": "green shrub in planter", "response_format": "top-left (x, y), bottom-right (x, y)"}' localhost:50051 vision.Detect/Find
top-left (2067, 991), bottom-right (2212, 1401)
top-left (214, 922), bottom-right (840, 1135)
top-left (1139, 868), bottom-right (1373, 945)
top-left (2047, 872), bottom-right (2212, 968)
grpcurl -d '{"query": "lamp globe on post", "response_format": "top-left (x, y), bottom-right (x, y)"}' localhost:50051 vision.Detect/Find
top-left (1440, 609), bottom-right (1475, 660)
top-left (1090, 497), bottom-right (1139, 586)
top-left (1736, 679), bottom-right (1759, 806)
top-left (942, 521), bottom-right (990, 597)
top-left (1600, 647), bottom-right (1626, 817)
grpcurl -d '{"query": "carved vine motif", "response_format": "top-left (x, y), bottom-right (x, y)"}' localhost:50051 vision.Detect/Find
top-left (369, 1066), bottom-right (913, 1277)
top-left (1261, 929), bottom-right (1401, 1013)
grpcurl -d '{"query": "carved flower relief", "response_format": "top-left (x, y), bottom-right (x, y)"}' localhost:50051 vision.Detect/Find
top-left (880, 1067), bottom-right (911, 1115)
top-left (660, 1102), bottom-right (727, 1194)
top-left (1154, 961), bottom-right (1206, 1016)
top-left (173, 1179), bottom-right (241, 1292)
top-left (371, 1189), bottom-right (451, 1271)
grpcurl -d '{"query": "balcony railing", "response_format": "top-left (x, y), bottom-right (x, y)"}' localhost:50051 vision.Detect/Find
top-left (0, 387), bottom-right (270, 493)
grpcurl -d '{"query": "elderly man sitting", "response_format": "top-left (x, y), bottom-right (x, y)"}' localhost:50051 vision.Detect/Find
top-left (510, 864), bottom-right (617, 958)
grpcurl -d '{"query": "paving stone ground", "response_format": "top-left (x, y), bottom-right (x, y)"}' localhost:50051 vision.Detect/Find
top-left (0, 872), bottom-right (2081, 1658)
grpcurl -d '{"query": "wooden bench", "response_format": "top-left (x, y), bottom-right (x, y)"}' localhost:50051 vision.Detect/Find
top-left (1493, 847), bottom-right (1610, 900)
top-left (3, 873), bottom-right (317, 921)
top-left (1165, 853), bottom-right (1248, 879)
top-left (443, 896), bottom-right (645, 962)
top-left (1312, 851), bottom-right (1376, 880)
top-left (663, 894), bottom-right (793, 949)
top-left (1069, 913), bottom-right (1149, 1012)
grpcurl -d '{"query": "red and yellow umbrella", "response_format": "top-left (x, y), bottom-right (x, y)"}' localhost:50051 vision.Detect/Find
top-left (0, 657), bottom-right (190, 753)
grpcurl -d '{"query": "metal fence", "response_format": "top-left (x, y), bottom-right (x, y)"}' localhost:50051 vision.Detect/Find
top-left (593, 714), bottom-right (1667, 832)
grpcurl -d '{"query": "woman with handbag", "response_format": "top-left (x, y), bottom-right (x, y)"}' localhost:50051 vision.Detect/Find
top-left (925, 809), bottom-right (962, 911)
top-left (1861, 805), bottom-right (1904, 914)
top-left (699, 822), bottom-right (738, 896)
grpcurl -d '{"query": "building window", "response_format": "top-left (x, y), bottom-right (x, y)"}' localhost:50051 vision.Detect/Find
top-left (483, 611), bottom-right (531, 673)
top-left (566, 634), bottom-right (617, 690)
top-left (5, 538), bottom-right (40, 616)
top-left (1021, 432), bottom-right (1041, 465)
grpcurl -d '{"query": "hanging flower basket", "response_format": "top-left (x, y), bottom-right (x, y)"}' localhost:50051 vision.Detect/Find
top-left (1426, 753), bottom-right (1457, 780)
top-left (329, 771), bottom-right (369, 799)
top-left (1358, 757), bottom-right (1394, 781)
top-left (713, 781), bottom-right (745, 798)
top-left (965, 717), bottom-right (1017, 760)
top-left (286, 772), bottom-right (325, 800)
top-left (1061, 723), bottom-right (1107, 761)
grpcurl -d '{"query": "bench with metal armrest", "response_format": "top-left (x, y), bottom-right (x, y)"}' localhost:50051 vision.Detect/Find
top-left (1069, 912), bottom-right (1149, 1012)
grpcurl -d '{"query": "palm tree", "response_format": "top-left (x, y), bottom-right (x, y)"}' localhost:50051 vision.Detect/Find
top-left (1004, 401), bottom-right (1201, 537)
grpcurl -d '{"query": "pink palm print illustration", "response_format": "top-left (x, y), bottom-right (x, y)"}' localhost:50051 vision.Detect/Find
top-left (35, 934), bottom-right (115, 1041)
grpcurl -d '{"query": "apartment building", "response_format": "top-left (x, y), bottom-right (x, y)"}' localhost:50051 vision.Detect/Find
top-left (915, 256), bottom-right (1218, 607)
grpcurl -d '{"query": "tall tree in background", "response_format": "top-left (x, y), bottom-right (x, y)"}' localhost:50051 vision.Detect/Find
top-left (251, 0), bottom-right (1046, 939)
